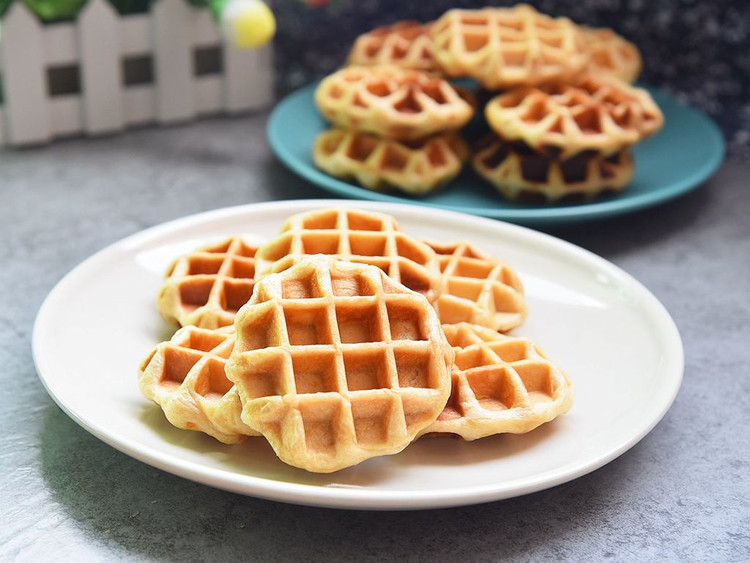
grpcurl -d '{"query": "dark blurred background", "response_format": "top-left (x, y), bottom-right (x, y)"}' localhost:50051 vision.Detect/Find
top-left (273, 0), bottom-right (750, 153)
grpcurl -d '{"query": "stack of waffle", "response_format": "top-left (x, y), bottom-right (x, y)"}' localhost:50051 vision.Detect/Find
top-left (312, 65), bottom-right (474, 195)
top-left (138, 208), bottom-right (572, 473)
top-left (312, 4), bottom-right (664, 203)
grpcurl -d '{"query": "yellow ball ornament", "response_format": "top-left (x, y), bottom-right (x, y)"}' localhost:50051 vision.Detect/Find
top-left (220, 0), bottom-right (276, 50)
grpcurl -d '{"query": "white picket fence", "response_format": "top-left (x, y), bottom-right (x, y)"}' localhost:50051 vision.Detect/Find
top-left (0, 0), bottom-right (274, 147)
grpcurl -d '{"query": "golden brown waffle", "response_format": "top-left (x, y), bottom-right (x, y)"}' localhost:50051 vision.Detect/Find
top-left (313, 128), bottom-right (468, 195)
top-left (157, 236), bottom-right (260, 329)
top-left (314, 65), bottom-right (474, 141)
top-left (473, 136), bottom-right (633, 202)
top-left (430, 5), bottom-right (589, 90)
top-left (582, 26), bottom-right (642, 84)
top-left (484, 76), bottom-right (663, 158)
top-left (348, 21), bottom-right (440, 74)
top-left (255, 208), bottom-right (443, 304)
top-left (138, 326), bottom-right (258, 443)
top-left (420, 323), bottom-right (572, 440)
top-left (226, 257), bottom-right (453, 472)
top-left (424, 240), bottom-right (527, 332)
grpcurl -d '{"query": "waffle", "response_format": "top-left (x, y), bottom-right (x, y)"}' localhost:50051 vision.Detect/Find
top-left (314, 65), bottom-right (474, 141)
top-left (420, 323), bottom-right (573, 440)
top-left (313, 128), bottom-right (468, 195)
top-left (138, 326), bottom-right (258, 443)
top-left (255, 208), bottom-right (443, 304)
top-left (425, 240), bottom-right (527, 332)
top-left (484, 76), bottom-right (664, 159)
top-left (348, 21), bottom-right (440, 74)
top-left (157, 236), bottom-right (260, 329)
top-left (582, 26), bottom-right (641, 84)
top-left (225, 257), bottom-right (453, 472)
top-left (430, 5), bottom-right (589, 90)
top-left (473, 136), bottom-right (633, 202)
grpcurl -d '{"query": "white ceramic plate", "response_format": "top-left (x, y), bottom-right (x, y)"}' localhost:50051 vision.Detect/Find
top-left (33, 200), bottom-right (683, 510)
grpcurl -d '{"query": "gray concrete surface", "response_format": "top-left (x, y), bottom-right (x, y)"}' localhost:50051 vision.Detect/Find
top-left (1, 114), bottom-right (748, 561)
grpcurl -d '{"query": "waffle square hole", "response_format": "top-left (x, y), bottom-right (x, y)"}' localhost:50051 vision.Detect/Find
top-left (514, 363), bottom-right (554, 398)
top-left (299, 232), bottom-right (340, 255)
top-left (387, 301), bottom-right (427, 341)
top-left (447, 278), bottom-right (484, 303)
top-left (221, 280), bottom-right (254, 313)
top-left (237, 351), bottom-right (290, 398)
top-left (351, 395), bottom-right (393, 445)
top-left (464, 32), bottom-right (488, 52)
top-left (573, 108), bottom-right (603, 134)
top-left (184, 329), bottom-right (228, 352)
top-left (227, 258), bottom-right (255, 279)
top-left (348, 234), bottom-right (387, 257)
top-left (426, 143), bottom-right (447, 166)
top-left (236, 241), bottom-right (258, 258)
top-left (455, 347), bottom-right (489, 371)
top-left (160, 347), bottom-right (202, 387)
top-left (186, 255), bottom-right (224, 276)
top-left (398, 261), bottom-right (432, 296)
top-left (178, 278), bottom-right (214, 310)
top-left (381, 146), bottom-right (408, 172)
top-left (347, 135), bottom-right (378, 161)
top-left (394, 347), bottom-right (431, 388)
top-left (503, 48), bottom-right (526, 67)
top-left (466, 366), bottom-right (517, 410)
top-left (452, 258), bottom-right (494, 279)
top-left (346, 211), bottom-right (384, 231)
top-left (205, 240), bottom-right (232, 253)
top-left (292, 350), bottom-right (340, 394)
top-left (539, 35), bottom-right (563, 49)
top-left (343, 348), bottom-right (391, 391)
top-left (237, 304), bottom-right (283, 351)
top-left (330, 272), bottom-right (374, 297)
top-left (492, 285), bottom-right (522, 313)
top-left (302, 212), bottom-right (338, 230)
top-left (394, 235), bottom-right (430, 264)
top-left (394, 91), bottom-right (422, 114)
top-left (282, 271), bottom-right (323, 299)
top-left (194, 358), bottom-right (233, 399)
top-left (336, 302), bottom-right (383, 343)
top-left (299, 398), bottom-right (341, 454)
top-left (489, 340), bottom-right (529, 363)
top-left (284, 305), bottom-right (333, 346)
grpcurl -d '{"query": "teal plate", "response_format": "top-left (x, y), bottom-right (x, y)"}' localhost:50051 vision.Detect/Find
top-left (267, 83), bottom-right (725, 226)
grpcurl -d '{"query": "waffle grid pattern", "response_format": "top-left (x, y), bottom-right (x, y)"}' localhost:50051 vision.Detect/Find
top-left (430, 4), bottom-right (589, 90)
top-left (138, 326), bottom-right (257, 443)
top-left (473, 136), bottom-right (634, 202)
top-left (313, 128), bottom-right (468, 195)
top-left (157, 236), bottom-right (260, 329)
top-left (255, 209), bottom-right (442, 304)
top-left (421, 323), bottom-right (573, 440)
top-left (582, 26), bottom-right (642, 84)
top-left (484, 76), bottom-right (664, 158)
top-left (348, 21), bottom-right (440, 74)
top-left (314, 65), bottom-right (474, 141)
top-left (425, 240), bottom-right (527, 332)
top-left (227, 258), bottom-right (453, 473)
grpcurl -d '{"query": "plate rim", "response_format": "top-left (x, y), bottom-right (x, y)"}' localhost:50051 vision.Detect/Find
top-left (267, 83), bottom-right (725, 224)
top-left (32, 200), bottom-right (685, 510)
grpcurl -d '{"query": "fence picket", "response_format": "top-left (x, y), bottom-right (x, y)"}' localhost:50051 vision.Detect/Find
top-left (79, 0), bottom-right (124, 134)
top-left (0, 0), bottom-right (275, 147)
top-left (0, 3), bottom-right (51, 145)
top-left (152, 0), bottom-right (196, 122)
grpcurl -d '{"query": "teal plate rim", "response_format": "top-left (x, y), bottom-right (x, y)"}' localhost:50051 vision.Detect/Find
top-left (267, 82), bottom-right (726, 225)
